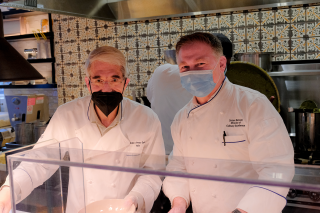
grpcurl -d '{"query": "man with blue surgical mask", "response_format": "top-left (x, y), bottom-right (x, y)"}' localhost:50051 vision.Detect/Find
top-left (162, 32), bottom-right (294, 213)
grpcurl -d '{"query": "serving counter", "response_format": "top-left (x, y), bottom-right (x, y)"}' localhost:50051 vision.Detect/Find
top-left (4, 138), bottom-right (320, 213)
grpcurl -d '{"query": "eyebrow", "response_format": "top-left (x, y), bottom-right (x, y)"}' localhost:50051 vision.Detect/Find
top-left (91, 74), bottom-right (121, 79)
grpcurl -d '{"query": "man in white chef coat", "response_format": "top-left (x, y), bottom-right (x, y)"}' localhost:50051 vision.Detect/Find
top-left (162, 32), bottom-right (294, 213)
top-left (0, 46), bottom-right (165, 213)
top-left (147, 34), bottom-right (232, 155)
top-left (147, 53), bottom-right (193, 154)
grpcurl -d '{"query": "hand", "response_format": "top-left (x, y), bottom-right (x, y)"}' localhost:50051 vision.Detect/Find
top-left (168, 197), bottom-right (187, 213)
top-left (0, 186), bottom-right (11, 213)
top-left (123, 194), bottom-right (138, 211)
top-left (269, 96), bottom-right (275, 104)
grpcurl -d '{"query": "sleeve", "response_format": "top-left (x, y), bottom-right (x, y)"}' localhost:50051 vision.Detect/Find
top-left (4, 107), bottom-right (69, 203)
top-left (146, 71), bottom-right (155, 105)
top-left (162, 116), bottom-right (190, 208)
top-left (237, 96), bottom-right (295, 212)
top-left (130, 116), bottom-right (166, 213)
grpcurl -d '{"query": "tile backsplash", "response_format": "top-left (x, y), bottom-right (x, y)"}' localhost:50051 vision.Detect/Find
top-left (52, 4), bottom-right (320, 105)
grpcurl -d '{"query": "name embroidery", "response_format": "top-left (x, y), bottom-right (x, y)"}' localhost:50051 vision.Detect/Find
top-left (130, 141), bottom-right (145, 147)
top-left (226, 119), bottom-right (245, 127)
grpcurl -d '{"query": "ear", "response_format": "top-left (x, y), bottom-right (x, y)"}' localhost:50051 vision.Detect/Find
top-left (85, 76), bottom-right (91, 93)
top-left (219, 56), bottom-right (227, 74)
top-left (123, 78), bottom-right (130, 92)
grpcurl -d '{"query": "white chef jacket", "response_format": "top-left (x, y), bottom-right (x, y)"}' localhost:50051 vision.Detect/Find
top-left (147, 64), bottom-right (193, 154)
top-left (6, 96), bottom-right (166, 213)
top-left (163, 77), bottom-right (294, 213)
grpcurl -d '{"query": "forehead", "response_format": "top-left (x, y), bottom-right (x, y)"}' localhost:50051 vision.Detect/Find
top-left (90, 60), bottom-right (122, 78)
top-left (177, 41), bottom-right (216, 62)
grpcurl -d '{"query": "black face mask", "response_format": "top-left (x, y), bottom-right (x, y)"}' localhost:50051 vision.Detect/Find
top-left (88, 78), bottom-right (126, 118)
top-left (91, 91), bottom-right (123, 117)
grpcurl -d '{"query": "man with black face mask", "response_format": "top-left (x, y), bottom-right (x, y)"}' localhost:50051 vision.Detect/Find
top-left (0, 46), bottom-right (165, 213)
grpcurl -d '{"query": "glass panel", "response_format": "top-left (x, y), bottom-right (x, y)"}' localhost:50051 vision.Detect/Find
top-left (7, 137), bottom-right (320, 212)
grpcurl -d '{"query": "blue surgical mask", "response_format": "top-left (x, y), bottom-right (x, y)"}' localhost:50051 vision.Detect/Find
top-left (180, 63), bottom-right (221, 97)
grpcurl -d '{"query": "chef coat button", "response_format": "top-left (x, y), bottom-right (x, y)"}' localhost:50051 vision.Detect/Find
top-left (189, 136), bottom-right (192, 140)
top-left (192, 189), bottom-right (196, 193)
top-left (111, 183), bottom-right (116, 187)
top-left (191, 161), bottom-right (194, 165)
top-left (115, 159), bottom-right (120, 164)
top-left (213, 164), bottom-right (217, 168)
top-left (220, 111), bottom-right (224, 115)
top-left (212, 194), bottom-right (216, 198)
top-left (88, 180), bottom-right (92, 184)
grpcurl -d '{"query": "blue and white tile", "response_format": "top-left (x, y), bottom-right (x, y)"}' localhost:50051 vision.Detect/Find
top-left (291, 7), bottom-right (306, 23)
top-left (276, 39), bottom-right (290, 54)
top-left (276, 24), bottom-right (290, 39)
top-left (247, 27), bottom-right (260, 41)
top-left (261, 40), bottom-right (276, 52)
top-left (233, 28), bottom-right (245, 42)
top-left (261, 25), bottom-right (275, 40)
top-left (233, 13), bottom-right (246, 28)
top-left (261, 10), bottom-right (275, 25)
top-left (220, 14), bottom-right (232, 29)
top-left (291, 38), bottom-right (306, 53)
top-left (246, 12), bottom-right (260, 26)
top-left (276, 9), bottom-right (290, 24)
top-left (194, 17), bottom-right (206, 31)
top-left (306, 22), bottom-right (320, 37)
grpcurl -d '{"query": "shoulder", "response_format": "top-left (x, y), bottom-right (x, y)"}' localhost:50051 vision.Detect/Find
top-left (229, 81), bottom-right (269, 107)
top-left (122, 97), bottom-right (159, 121)
top-left (55, 96), bottom-right (90, 115)
top-left (228, 81), bottom-right (277, 117)
top-left (154, 64), bottom-right (177, 74)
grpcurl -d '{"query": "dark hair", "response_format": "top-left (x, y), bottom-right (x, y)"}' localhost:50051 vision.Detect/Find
top-left (176, 32), bottom-right (223, 56)
top-left (212, 33), bottom-right (233, 58)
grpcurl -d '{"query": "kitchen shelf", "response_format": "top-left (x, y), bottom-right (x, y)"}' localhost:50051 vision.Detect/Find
top-left (268, 70), bottom-right (320, 77)
top-left (2, 9), bottom-right (32, 17)
top-left (27, 58), bottom-right (55, 63)
top-left (272, 59), bottom-right (320, 65)
top-left (0, 84), bottom-right (57, 89)
top-left (4, 32), bottom-right (53, 41)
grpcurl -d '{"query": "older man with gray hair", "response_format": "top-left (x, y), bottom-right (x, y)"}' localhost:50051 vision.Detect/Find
top-left (0, 46), bottom-right (165, 213)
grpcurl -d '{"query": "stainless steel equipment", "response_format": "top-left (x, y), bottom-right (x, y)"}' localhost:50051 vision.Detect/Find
top-left (33, 123), bottom-right (46, 142)
top-left (5, 94), bottom-right (49, 127)
top-left (291, 109), bottom-right (320, 152)
top-left (1, 0), bottom-right (320, 22)
top-left (15, 122), bottom-right (34, 145)
top-left (234, 52), bottom-right (273, 72)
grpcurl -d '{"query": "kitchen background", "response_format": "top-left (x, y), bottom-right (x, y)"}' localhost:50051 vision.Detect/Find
top-left (53, 3), bottom-right (320, 106)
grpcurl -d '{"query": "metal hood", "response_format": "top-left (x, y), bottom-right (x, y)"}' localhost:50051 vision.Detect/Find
top-left (1, 0), bottom-right (320, 22)
top-left (0, 10), bottom-right (44, 81)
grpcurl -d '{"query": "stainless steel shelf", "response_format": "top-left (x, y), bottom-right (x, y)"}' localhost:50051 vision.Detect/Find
top-left (268, 70), bottom-right (320, 77)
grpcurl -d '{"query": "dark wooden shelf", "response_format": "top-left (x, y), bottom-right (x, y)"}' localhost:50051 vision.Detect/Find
top-left (27, 58), bottom-right (55, 63)
top-left (0, 84), bottom-right (57, 89)
top-left (5, 32), bottom-right (53, 41)
top-left (2, 9), bottom-right (32, 16)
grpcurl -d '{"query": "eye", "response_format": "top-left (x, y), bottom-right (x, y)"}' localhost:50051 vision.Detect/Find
top-left (112, 78), bottom-right (119, 82)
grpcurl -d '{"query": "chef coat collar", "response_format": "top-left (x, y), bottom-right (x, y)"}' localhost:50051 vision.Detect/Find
top-left (188, 76), bottom-right (227, 118)
top-left (89, 100), bottom-right (123, 133)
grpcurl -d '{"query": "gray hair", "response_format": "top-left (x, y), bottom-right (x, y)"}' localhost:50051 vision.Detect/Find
top-left (85, 46), bottom-right (128, 78)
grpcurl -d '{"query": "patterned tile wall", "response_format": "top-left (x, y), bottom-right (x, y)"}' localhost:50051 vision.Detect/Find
top-left (52, 4), bottom-right (320, 105)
